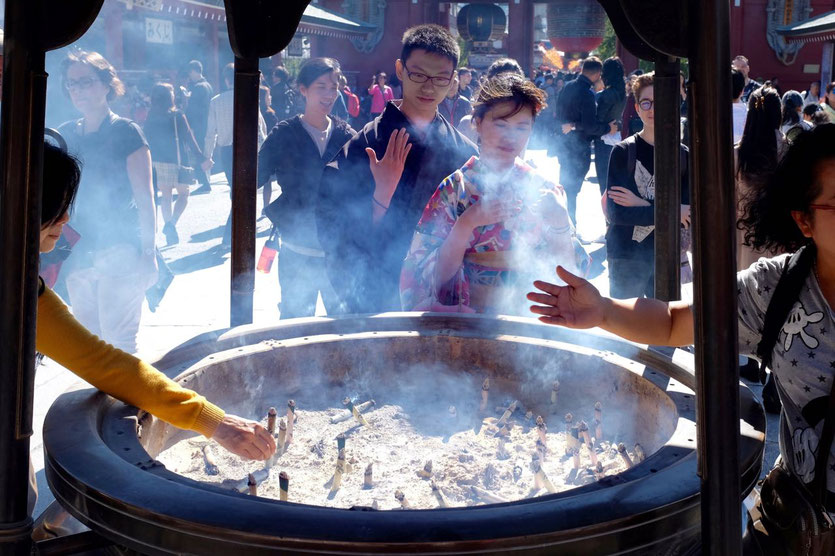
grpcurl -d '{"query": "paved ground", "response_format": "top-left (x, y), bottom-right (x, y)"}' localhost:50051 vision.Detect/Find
top-left (30, 150), bottom-right (778, 519)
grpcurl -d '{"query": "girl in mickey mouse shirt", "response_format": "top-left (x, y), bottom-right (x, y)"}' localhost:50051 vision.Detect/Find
top-left (529, 124), bottom-right (835, 536)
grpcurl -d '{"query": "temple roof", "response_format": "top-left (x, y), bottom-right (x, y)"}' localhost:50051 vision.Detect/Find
top-left (777, 9), bottom-right (835, 43)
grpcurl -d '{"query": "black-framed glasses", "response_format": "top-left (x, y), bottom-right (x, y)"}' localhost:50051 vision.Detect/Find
top-left (638, 98), bottom-right (654, 111)
top-left (403, 65), bottom-right (453, 87)
top-left (64, 77), bottom-right (100, 91)
top-left (809, 204), bottom-right (835, 212)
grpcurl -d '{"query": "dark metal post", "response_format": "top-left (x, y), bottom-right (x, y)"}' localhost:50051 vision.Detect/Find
top-left (230, 55), bottom-right (260, 327)
top-left (0, 1), bottom-right (46, 554)
top-left (688, 0), bottom-right (741, 553)
top-left (654, 56), bottom-right (682, 302)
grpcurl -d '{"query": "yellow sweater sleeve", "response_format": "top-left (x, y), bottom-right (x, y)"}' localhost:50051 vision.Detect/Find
top-left (35, 285), bottom-right (225, 437)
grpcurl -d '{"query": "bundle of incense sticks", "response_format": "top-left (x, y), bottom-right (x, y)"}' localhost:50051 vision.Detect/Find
top-left (330, 400), bottom-right (375, 424)
top-left (202, 445), bottom-right (219, 475)
top-left (431, 481), bottom-right (449, 508)
top-left (279, 471), bottom-right (289, 501)
top-left (342, 397), bottom-right (369, 427)
top-left (480, 378), bottom-right (490, 413)
top-left (267, 407), bottom-right (277, 434)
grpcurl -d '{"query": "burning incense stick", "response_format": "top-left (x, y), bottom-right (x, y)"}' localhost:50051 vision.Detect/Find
top-left (578, 420), bottom-right (592, 447)
top-left (617, 443), bottom-right (633, 468)
top-left (202, 445), bottom-right (219, 475)
top-left (550, 380), bottom-right (560, 413)
top-left (342, 397), bottom-right (369, 427)
top-left (277, 419), bottom-right (287, 455)
top-left (594, 402), bottom-right (602, 439)
top-left (336, 433), bottom-right (346, 452)
top-left (431, 481), bottom-right (449, 508)
top-left (417, 460), bottom-right (433, 479)
top-left (531, 454), bottom-right (557, 494)
top-left (571, 446), bottom-right (581, 470)
top-left (225, 468), bottom-right (269, 493)
top-left (594, 418), bottom-right (603, 443)
top-left (364, 463), bottom-right (373, 489)
top-left (394, 489), bottom-right (410, 509)
top-left (524, 410), bottom-right (534, 426)
top-left (247, 473), bottom-right (257, 496)
top-left (535, 438), bottom-right (548, 462)
top-left (279, 471), bottom-right (289, 501)
top-left (480, 378), bottom-right (490, 413)
top-left (536, 415), bottom-right (547, 445)
top-left (267, 407), bottom-right (277, 435)
top-left (497, 400), bottom-right (518, 427)
top-left (329, 449), bottom-right (346, 495)
top-left (286, 400), bottom-right (296, 441)
top-left (330, 399), bottom-right (375, 424)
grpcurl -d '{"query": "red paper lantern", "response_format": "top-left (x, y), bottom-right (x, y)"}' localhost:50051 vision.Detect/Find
top-left (546, 0), bottom-right (606, 57)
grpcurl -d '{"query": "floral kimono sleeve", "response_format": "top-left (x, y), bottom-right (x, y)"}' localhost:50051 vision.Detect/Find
top-left (400, 171), bottom-right (471, 311)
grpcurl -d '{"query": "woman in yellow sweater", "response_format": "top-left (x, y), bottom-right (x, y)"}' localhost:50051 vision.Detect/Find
top-left (32, 142), bottom-right (274, 515)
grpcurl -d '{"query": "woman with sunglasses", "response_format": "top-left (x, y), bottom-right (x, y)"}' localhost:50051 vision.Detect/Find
top-left (57, 51), bottom-right (157, 354)
top-left (32, 141), bottom-right (275, 531)
top-left (529, 124), bottom-right (835, 551)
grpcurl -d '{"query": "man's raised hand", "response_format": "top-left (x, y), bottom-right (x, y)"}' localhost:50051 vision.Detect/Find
top-left (367, 128), bottom-right (412, 208)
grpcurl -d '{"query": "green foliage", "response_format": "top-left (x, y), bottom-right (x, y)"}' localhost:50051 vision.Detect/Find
top-left (458, 37), bottom-right (471, 69)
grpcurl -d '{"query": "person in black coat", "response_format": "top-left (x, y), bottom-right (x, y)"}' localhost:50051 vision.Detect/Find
top-left (316, 24), bottom-right (478, 314)
top-left (258, 58), bottom-right (355, 319)
top-left (185, 60), bottom-right (214, 194)
top-left (593, 57), bottom-right (627, 194)
top-left (555, 56), bottom-right (617, 225)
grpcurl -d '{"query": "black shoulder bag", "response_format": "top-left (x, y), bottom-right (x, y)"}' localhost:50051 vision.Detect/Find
top-left (751, 245), bottom-right (835, 555)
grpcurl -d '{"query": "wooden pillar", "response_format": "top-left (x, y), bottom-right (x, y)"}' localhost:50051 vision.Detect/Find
top-left (507, 0), bottom-right (535, 75)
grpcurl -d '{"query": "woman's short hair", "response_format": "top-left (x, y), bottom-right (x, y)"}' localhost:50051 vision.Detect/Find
top-left (473, 73), bottom-right (546, 121)
top-left (297, 57), bottom-right (341, 89)
top-left (42, 141), bottom-right (81, 227)
top-left (61, 50), bottom-right (125, 102)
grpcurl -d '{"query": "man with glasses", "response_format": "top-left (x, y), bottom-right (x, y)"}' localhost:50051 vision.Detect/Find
top-left (604, 72), bottom-right (691, 299)
top-left (555, 56), bottom-right (617, 226)
top-left (317, 24), bottom-right (477, 314)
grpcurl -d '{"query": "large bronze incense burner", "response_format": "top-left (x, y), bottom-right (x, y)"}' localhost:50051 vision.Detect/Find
top-left (43, 314), bottom-right (765, 554)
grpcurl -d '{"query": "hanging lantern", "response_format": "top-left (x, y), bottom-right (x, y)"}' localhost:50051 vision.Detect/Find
top-left (546, 0), bottom-right (606, 58)
top-left (457, 3), bottom-right (507, 43)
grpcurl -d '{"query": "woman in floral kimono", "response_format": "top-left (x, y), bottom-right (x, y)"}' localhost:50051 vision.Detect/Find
top-left (401, 73), bottom-right (588, 314)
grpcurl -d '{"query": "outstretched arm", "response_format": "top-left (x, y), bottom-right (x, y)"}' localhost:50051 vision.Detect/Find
top-left (528, 266), bottom-right (694, 347)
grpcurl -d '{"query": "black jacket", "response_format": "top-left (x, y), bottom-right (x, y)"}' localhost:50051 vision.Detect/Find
top-left (258, 116), bottom-right (355, 249)
top-left (556, 74), bottom-right (611, 141)
top-left (316, 102), bottom-right (478, 314)
top-left (186, 78), bottom-right (213, 143)
top-left (595, 86), bottom-right (626, 132)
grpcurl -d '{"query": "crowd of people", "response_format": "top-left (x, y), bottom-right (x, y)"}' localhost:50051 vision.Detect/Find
top-left (28, 19), bottom-right (835, 546)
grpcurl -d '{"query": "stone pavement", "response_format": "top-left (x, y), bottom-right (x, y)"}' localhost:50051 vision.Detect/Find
top-left (29, 150), bottom-right (778, 519)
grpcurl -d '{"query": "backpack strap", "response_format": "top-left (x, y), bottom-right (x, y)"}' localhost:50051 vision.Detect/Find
top-left (625, 135), bottom-right (637, 183)
top-left (755, 244), bottom-right (817, 374)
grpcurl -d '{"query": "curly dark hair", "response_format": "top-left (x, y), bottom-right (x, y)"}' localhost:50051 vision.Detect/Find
top-left (61, 50), bottom-right (125, 102)
top-left (740, 123), bottom-right (835, 253)
top-left (473, 73), bottom-right (546, 121)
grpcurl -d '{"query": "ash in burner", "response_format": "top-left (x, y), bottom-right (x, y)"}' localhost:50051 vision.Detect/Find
top-left (157, 385), bottom-right (641, 510)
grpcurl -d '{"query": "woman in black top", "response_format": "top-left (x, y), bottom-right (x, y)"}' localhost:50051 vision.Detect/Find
top-left (144, 82), bottom-right (205, 245)
top-left (57, 50), bottom-right (157, 354)
top-left (257, 57), bottom-right (355, 319)
top-left (593, 57), bottom-right (627, 194)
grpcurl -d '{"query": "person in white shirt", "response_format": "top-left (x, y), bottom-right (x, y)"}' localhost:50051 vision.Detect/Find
top-left (731, 68), bottom-right (747, 144)
top-left (202, 62), bottom-right (267, 246)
